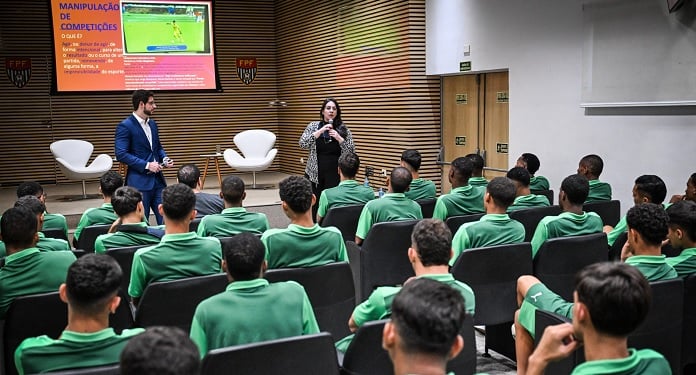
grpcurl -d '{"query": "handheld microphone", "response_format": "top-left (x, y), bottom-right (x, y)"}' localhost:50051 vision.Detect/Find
top-left (323, 119), bottom-right (333, 142)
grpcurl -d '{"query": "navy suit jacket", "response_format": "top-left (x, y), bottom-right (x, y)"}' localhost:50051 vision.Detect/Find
top-left (115, 114), bottom-right (167, 191)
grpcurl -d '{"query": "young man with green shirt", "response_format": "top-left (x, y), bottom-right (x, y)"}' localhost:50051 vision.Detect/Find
top-left (526, 262), bottom-right (670, 375)
top-left (355, 167), bottom-right (423, 245)
top-left (604, 175), bottom-right (666, 246)
top-left (190, 233), bottom-right (319, 357)
top-left (669, 172), bottom-right (696, 204)
top-left (16, 181), bottom-right (69, 240)
top-left (516, 153), bottom-right (550, 191)
top-left (262, 176), bottom-right (347, 268)
top-left (128, 183), bottom-right (222, 302)
top-left (73, 171), bottom-right (123, 246)
top-left (14, 254), bottom-right (144, 374)
top-left (665, 200), bottom-right (696, 277)
top-left (465, 153), bottom-right (488, 187)
top-left (530, 174), bottom-right (604, 257)
top-left (432, 156), bottom-right (485, 221)
top-left (94, 186), bottom-right (163, 254)
top-left (506, 167), bottom-right (550, 212)
top-left (577, 154), bottom-right (612, 202)
top-left (450, 177), bottom-right (525, 266)
top-left (336, 218), bottom-right (474, 352)
top-left (400, 149), bottom-right (436, 201)
top-left (197, 176), bottom-right (270, 237)
top-left (0, 207), bottom-right (76, 319)
top-left (316, 152), bottom-right (374, 223)
top-left (0, 196), bottom-right (72, 256)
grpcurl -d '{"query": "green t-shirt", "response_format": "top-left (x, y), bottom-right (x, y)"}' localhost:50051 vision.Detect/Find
top-left (571, 348), bottom-right (671, 375)
top-left (529, 175), bottom-right (550, 191)
top-left (607, 215), bottom-right (627, 246)
top-left (14, 328), bottom-right (144, 375)
top-left (197, 207), bottom-right (270, 237)
top-left (317, 180), bottom-right (375, 218)
top-left (586, 179), bottom-right (612, 203)
top-left (507, 194), bottom-right (550, 212)
top-left (432, 185), bottom-right (486, 221)
top-left (468, 177), bottom-right (488, 188)
top-left (355, 193), bottom-right (423, 240)
top-left (530, 211), bottom-right (604, 257)
top-left (625, 255), bottom-right (678, 281)
top-left (42, 213), bottom-right (69, 240)
top-left (666, 247), bottom-right (696, 277)
top-left (0, 247), bottom-right (76, 319)
top-left (450, 214), bottom-right (526, 266)
top-left (73, 203), bottom-right (117, 241)
top-left (262, 224), bottom-right (347, 269)
top-left (128, 232), bottom-right (222, 298)
top-left (404, 178), bottom-right (437, 201)
top-left (94, 222), bottom-right (163, 253)
top-left (190, 279), bottom-right (319, 357)
top-left (0, 232), bottom-right (71, 256)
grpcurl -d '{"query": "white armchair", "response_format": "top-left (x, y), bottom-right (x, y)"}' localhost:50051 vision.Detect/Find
top-left (50, 139), bottom-right (113, 199)
top-left (223, 130), bottom-right (277, 188)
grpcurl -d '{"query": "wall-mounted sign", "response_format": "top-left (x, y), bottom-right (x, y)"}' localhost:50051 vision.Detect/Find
top-left (459, 61), bottom-right (471, 72)
top-left (236, 57), bottom-right (258, 85)
top-left (455, 136), bottom-right (466, 146)
top-left (496, 91), bottom-right (509, 103)
top-left (455, 93), bottom-right (468, 104)
top-left (5, 57), bottom-right (31, 88)
top-left (496, 143), bottom-right (509, 153)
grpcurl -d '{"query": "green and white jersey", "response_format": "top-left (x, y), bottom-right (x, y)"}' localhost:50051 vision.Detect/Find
top-left (586, 179), bottom-right (612, 203)
top-left (507, 194), bottom-right (550, 212)
top-left (262, 224), bottom-right (347, 269)
top-left (404, 178), bottom-right (437, 201)
top-left (530, 211), bottom-right (604, 257)
top-left (73, 203), bottom-right (117, 241)
top-left (0, 232), bottom-right (71, 256)
top-left (450, 214), bottom-right (525, 266)
top-left (317, 180), bottom-right (375, 218)
top-left (666, 248), bottom-right (696, 278)
top-left (42, 213), bottom-right (69, 240)
top-left (468, 177), bottom-right (488, 188)
top-left (197, 207), bottom-right (270, 237)
top-left (432, 186), bottom-right (486, 221)
top-left (571, 349), bottom-right (671, 375)
top-left (355, 193), bottom-right (422, 240)
top-left (529, 175), bottom-right (550, 191)
top-left (625, 255), bottom-right (678, 281)
top-left (94, 222), bottom-right (163, 253)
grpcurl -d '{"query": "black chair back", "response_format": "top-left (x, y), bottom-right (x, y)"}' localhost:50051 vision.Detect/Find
top-left (264, 262), bottom-right (355, 340)
top-left (76, 224), bottom-right (112, 253)
top-left (682, 274), bottom-right (696, 373)
top-left (531, 189), bottom-right (554, 205)
top-left (533, 233), bottom-right (608, 301)
top-left (445, 213), bottom-right (486, 235)
top-left (41, 227), bottom-right (68, 242)
top-left (201, 332), bottom-right (339, 375)
top-left (189, 218), bottom-right (202, 233)
top-left (320, 204), bottom-right (365, 242)
top-left (134, 273), bottom-right (228, 332)
top-left (105, 245), bottom-right (150, 294)
top-left (416, 198), bottom-right (437, 218)
top-left (608, 231), bottom-right (627, 261)
top-left (534, 310), bottom-right (583, 375)
top-left (509, 206), bottom-right (562, 242)
top-left (38, 364), bottom-right (120, 374)
top-left (583, 200), bottom-right (620, 227)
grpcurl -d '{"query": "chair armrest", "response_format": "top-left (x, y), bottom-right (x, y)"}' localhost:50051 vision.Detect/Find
top-left (346, 241), bottom-right (362, 302)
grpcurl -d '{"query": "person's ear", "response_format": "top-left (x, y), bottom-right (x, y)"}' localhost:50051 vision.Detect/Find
top-left (261, 260), bottom-right (268, 274)
top-left (197, 177), bottom-right (203, 189)
top-left (281, 201), bottom-right (288, 212)
top-left (109, 294), bottom-right (121, 314)
top-left (219, 191), bottom-right (224, 199)
top-left (242, 192), bottom-right (247, 201)
top-left (59, 284), bottom-right (68, 303)
top-left (386, 177), bottom-right (391, 188)
top-left (447, 334), bottom-right (464, 360)
top-left (222, 259), bottom-right (227, 273)
top-left (382, 321), bottom-right (397, 350)
top-left (407, 247), bottom-right (417, 263)
top-left (311, 194), bottom-right (317, 206)
top-left (190, 209), bottom-right (197, 220)
top-left (484, 192), bottom-right (492, 204)
top-left (158, 204), bottom-right (164, 216)
top-left (137, 201), bottom-right (144, 213)
top-left (641, 195), bottom-right (650, 204)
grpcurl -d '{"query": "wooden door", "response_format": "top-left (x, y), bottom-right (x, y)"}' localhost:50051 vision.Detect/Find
top-left (482, 71), bottom-right (509, 179)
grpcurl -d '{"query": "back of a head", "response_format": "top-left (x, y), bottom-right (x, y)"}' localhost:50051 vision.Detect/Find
top-left (401, 149), bottom-right (422, 172)
top-left (112, 186), bottom-right (143, 217)
top-left (411, 219), bottom-right (452, 267)
top-left (14, 195), bottom-right (46, 216)
top-left (580, 154), bottom-right (604, 178)
top-left (666, 200), bottom-right (696, 243)
top-left (390, 167), bottom-right (413, 193)
top-left (634, 175), bottom-right (667, 204)
top-left (100, 171), bottom-right (124, 197)
top-left (16, 181), bottom-right (43, 199)
top-left (1, 207), bottom-right (37, 249)
top-left (177, 164), bottom-right (200, 189)
top-left (338, 152), bottom-right (360, 178)
top-left (626, 203), bottom-right (668, 246)
top-left (120, 326), bottom-right (200, 375)
top-left (575, 262), bottom-right (651, 337)
top-left (520, 153), bottom-right (541, 175)
top-left (222, 232), bottom-right (265, 281)
top-left (465, 153), bottom-right (484, 174)
top-left (506, 167), bottom-right (531, 188)
top-left (487, 177), bottom-right (517, 208)
top-left (162, 183), bottom-right (196, 221)
top-left (450, 157), bottom-right (474, 184)
top-left (66, 254), bottom-right (122, 316)
top-left (391, 278), bottom-right (466, 357)
top-left (561, 174), bottom-right (589, 205)
top-left (221, 176), bottom-right (245, 204)
top-left (279, 176), bottom-right (313, 213)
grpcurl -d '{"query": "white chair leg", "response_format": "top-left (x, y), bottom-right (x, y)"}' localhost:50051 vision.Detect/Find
top-left (82, 180), bottom-right (87, 199)
top-left (252, 171), bottom-right (257, 189)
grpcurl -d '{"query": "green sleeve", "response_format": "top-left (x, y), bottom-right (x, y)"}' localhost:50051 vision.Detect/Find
top-left (261, 232), bottom-right (271, 262)
top-left (94, 234), bottom-right (108, 254)
top-left (189, 314), bottom-right (208, 358)
top-left (351, 288), bottom-right (390, 327)
top-left (607, 216), bottom-right (627, 246)
top-left (73, 209), bottom-right (93, 241)
top-left (432, 197), bottom-right (448, 221)
top-left (449, 224), bottom-right (471, 266)
top-left (530, 221), bottom-right (549, 258)
top-left (261, 215), bottom-right (270, 232)
top-left (337, 238), bottom-right (349, 262)
top-left (196, 218), bottom-right (208, 237)
top-left (128, 252), bottom-right (147, 298)
top-left (355, 205), bottom-right (373, 240)
top-left (302, 291), bottom-right (320, 334)
top-left (14, 335), bottom-right (54, 375)
top-left (317, 190), bottom-right (329, 218)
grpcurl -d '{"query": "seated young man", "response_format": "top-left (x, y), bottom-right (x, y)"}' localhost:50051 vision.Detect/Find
top-left (465, 153), bottom-right (488, 187)
top-left (94, 186), bottom-right (163, 253)
top-left (16, 181), bottom-right (68, 239)
top-left (400, 149), bottom-right (436, 201)
top-left (0, 207), bottom-right (75, 319)
top-left (120, 326), bottom-right (200, 375)
top-left (0, 196), bottom-right (71, 256)
top-left (514, 203), bottom-right (677, 374)
top-left (73, 171), bottom-right (123, 246)
top-left (14, 254), bottom-right (144, 374)
top-left (450, 177), bottom-right (525, 266)
top-left (669, 172), bottom-right (696, 204)
top-left (577, 154), bottom-right (612, 202)
top-left (665, 200), bottom-right (696, 277)
top-left (530, 174), bottom-right (604, 257)
top-left (316, 152), bottom-right (374, 223)
top-left (355, 167), bottom-right (423, 245)
top-left (197, 176), bottom-right (270, 237)
top-left (128, 184), bottom-right (222, 303)
top-left (604, 175), bottom-right (666, 246)
top-left (516, 153), bottom-right (550, 191)
top-left (432, 156), bottom-right (485, 221)
top-left (382, 278), bottom-right (468, 375)
top-left (336, 219), bottom-right (475, 352)
top-left (177, 163), bottom-right (224, 218)
top-left (506, 167), bottom-right (551, 212)
top-left (526, 262), bottom-right (670, 375)
top-left (262, 176), bottom-right (347, 268)
top-left (190, 233), bottom-right (319, 357)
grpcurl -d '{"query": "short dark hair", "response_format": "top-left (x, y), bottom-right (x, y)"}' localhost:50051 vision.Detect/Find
top-left (112, 186), bottom-right (142, 217)
top-left (390, 167), bottom-right (413, 194)
top-left (561, 174), bottom-right (590, 205)
top-left (487, 177), bottom-right (517, 208)
top-left (14, 195), bottom-right (45, 216)
top-left (65, 254), bottom-right (122, 316)
top-left (450, 157), bottom-right (474, 184)
top-left (506, 167), bottom-right (531, 188)
top-left (1, 207), bottom-right (37, 248)
top-left (121, 326), bottom-right (200, 375)
top-left (580, 154), bottom-right (604, 177)
top-left (221, 176), bottom-right (245, 204)
top-left (391, 278), bottom-right (466, 357)
top-left (411, 219), bottom-right (452, 266)
top-left (279, 176), bottom-right (313, 213)
top-left (401, 149), bottom-right (422, 171)
top-left (626, 203), bottom-right (669, 246)
top-left (100, 171), bottom-right (123, 197)
top-left (465, 153), bottom-right (484, 173)
top-left (16, 181), bottom-right (43, 198)
top-left (338, 152), bottom-right (360, 178)
top-left (520, 153), bottom-right (541, 175)
top-left (162, 183), bottom-right (196, 221)
top-left (666, 200), bottom-right (696, 242)
top-left (634, 175), bottom-right (667, 204)
top-left (132, 89), bottom-right (155, 110)
top-left (222, 233), bottom-right (265, 281)
top-left (575, 262), bottom-right (651, 337)
top-left (177, 164), bottom-right (200, 189)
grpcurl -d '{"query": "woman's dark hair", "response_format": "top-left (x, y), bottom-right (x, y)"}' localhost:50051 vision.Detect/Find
top-left (319, 97), bottom-right (347, 138)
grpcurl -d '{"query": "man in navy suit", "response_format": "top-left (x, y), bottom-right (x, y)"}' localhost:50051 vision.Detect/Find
top-left (115, 90), bottom-right (173, 225)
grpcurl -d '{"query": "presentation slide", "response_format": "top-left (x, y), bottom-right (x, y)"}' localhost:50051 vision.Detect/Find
top-left (51, 0), bottom-right (219, 92)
